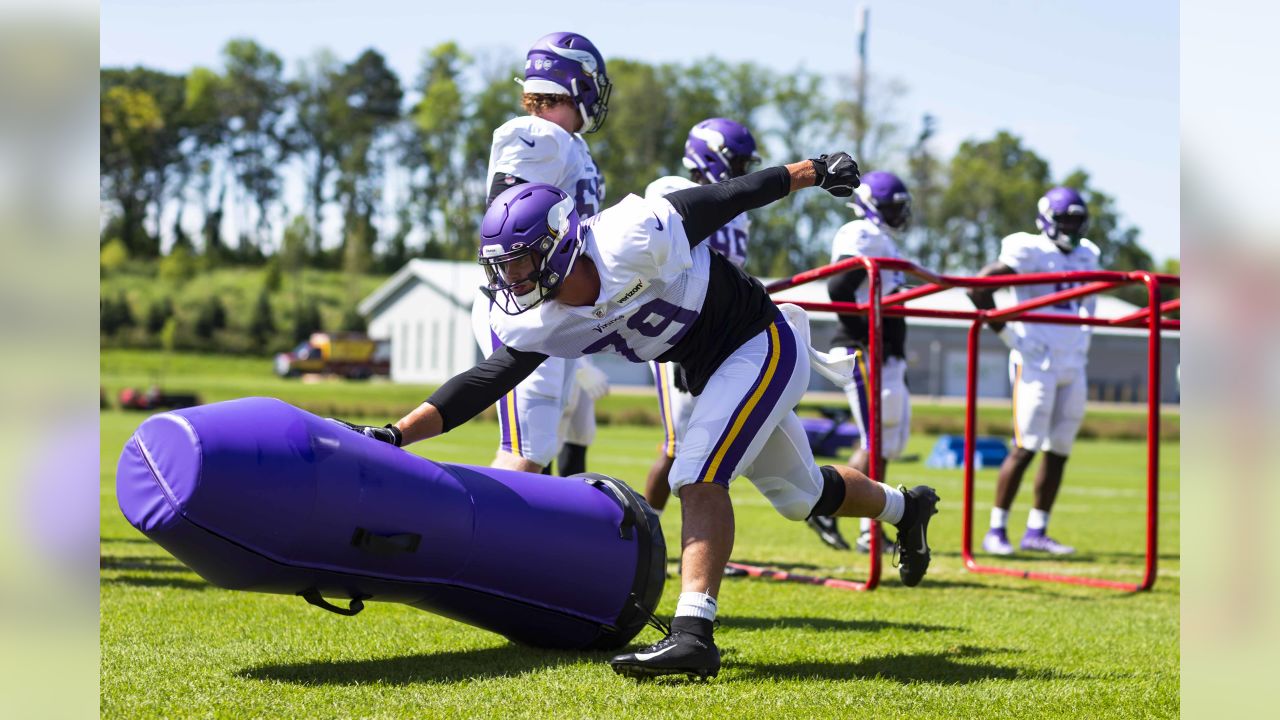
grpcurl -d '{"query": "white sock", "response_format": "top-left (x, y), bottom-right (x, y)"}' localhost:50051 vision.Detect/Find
top-left (859, 517), bottom-right (873, 533)
top-left (875, 485), bottom-right (905, 525)
top-left (990, 507), bottom-right (1009, 530)
top-left (674, 591), bottom-right (718, 621)
top-left (1027, 508), bottom-right (1049, 531)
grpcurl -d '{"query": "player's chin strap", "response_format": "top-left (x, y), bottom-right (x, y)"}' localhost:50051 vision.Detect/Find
top-left (776, 303), bottom-right (856, 387)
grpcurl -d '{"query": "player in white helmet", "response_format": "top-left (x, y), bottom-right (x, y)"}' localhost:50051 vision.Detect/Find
top-left (968, 186), bottom-right (1101, 556)
top-left (470, 31), bottom-right (610, 475)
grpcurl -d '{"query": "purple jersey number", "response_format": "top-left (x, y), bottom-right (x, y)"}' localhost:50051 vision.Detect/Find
top-left (1052, 281), bottom-right (1078, 310)
top-left (575, 172), bottom-right (603, 219)
top-left (582, 297), bottom-right (698, 362)
top-left (707, 226), bottom-right (748, 266)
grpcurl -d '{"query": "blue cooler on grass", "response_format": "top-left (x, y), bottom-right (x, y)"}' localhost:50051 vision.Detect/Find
top-left (925, 435), bottom-right (1010, 469)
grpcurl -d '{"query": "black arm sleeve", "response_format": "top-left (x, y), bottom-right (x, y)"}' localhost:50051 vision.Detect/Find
top-left (487, 173), bottom-right (528, 206)
top-left (425, 345), bottom-right (548, 433)
top-left (665, 165), bottom-right (791, 246)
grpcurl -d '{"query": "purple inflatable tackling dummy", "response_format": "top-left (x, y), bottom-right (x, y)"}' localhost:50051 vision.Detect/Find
top-left (116, 397), bottom-right (665, 650)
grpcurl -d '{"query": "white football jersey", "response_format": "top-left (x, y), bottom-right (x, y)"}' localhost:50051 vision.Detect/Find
top-left (487, 115), bottom-right (604, 218)
top-left (997, 232), bottom-right (1102, 365)
top-left (829, 219), bottom-right (907, 300)
top-left (645, 175), bottom-right (750, 269)
top-left (489, 194), bottom-right (710, 363)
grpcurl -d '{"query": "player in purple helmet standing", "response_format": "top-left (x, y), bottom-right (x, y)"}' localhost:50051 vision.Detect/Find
top-left (640, 118), bottom-right (759, 523)
top-left (815, 171), bottom-right (917, 554)
top-left (469, 32), bottom-right (612, 478)
top-left (968, 187), bottom-right (1101, 556)
top-left (343, 152), bottom-right (940, 680)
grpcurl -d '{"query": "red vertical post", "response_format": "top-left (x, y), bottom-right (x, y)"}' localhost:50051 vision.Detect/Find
top-left (1140, 272), bottom-right (1161, 591)
top-left (864, 258), bottom-right (883, 587)
top-left (961, 319), bottom-right (983, 569)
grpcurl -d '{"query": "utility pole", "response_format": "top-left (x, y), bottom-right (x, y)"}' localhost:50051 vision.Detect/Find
top-left (855, 4), bottom-right (869, 160)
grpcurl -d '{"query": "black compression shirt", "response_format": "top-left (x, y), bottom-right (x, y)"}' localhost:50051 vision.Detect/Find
top-left (426, 165), bottom-right (793, 427)
top-left (826, 262), bottom-right (907, 358)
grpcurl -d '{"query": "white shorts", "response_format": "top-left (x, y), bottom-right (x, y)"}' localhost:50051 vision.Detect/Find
top-left (828, 349), bottom-right (911, 459)
top-left (559, 378), bottom-right (597, 447)
top-left (1009, 354), bottom-right (1087, 455)
top-left (473, 293), bottom-right (577, 467)
top-left (670, 312), bottom-right (824, 522)
top-left (651, 360), bottom-right (695, 459)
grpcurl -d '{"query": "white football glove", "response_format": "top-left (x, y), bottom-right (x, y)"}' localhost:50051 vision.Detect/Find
top-left (575, 362), bottom-right (610, 401)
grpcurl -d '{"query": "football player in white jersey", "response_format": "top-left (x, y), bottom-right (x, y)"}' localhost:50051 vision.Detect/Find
top-left (640, 118), bottom-right (759, 521)
top-left (341, 152), bottom-right (940, 681)
top-left (470, 31), bottom-right (610, 476)
top-left (818, 171), bottom-right (915, 554)
top-left (968, 187), bottom-right (1100, 556)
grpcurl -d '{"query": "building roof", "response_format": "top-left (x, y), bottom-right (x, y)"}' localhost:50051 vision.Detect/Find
top-left (358, 259), bottom-right (485, 317)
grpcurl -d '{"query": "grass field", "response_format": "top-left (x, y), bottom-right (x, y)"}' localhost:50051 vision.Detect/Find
top-left (100, 356), bottom-right (1179, 718)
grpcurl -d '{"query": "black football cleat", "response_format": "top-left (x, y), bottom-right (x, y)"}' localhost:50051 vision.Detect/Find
top-left (806, 514), bottom-right (851, 551)
top-left (610, 631), bottom-right (720, 681)
top-left (893, 485), bottom-right (940, 587)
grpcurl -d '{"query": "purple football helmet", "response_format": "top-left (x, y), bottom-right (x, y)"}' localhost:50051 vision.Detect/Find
top-left (479, 183), bottom-right (583, 315)
top-left (682, 118), bottom-right (761, 183)
top-left (522, 32), bottom-right (612, 134)
top-left (849, 171), bottom-right (912, 230)
top-left (1036, 186), bottom-right (1089, 250)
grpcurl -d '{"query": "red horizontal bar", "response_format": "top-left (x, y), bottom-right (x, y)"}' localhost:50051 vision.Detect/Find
top-left (963, 560), bottom-right (1143, 592)
top-left (784, 300), bottom-right (1180, 330)
top-left (986, 281), bottom-right (1122, 322)
top-left (724, 561), bottom-right (871, 591)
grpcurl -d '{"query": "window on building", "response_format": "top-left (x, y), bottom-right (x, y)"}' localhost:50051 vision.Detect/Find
top-left (415, 321), bottom-right (424, 371)
top-left (431, 320), bottom-right (439, 369)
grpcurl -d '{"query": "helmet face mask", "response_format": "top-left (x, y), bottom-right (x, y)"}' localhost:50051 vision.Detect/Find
top-left (479, 186), bottom-right (582, 315)
top-left (848, 171), bottom-right (912, 231)
top-left (522, 32), bottom-right (611, 134)
top-left (682, 118), bottom-right (760, 184)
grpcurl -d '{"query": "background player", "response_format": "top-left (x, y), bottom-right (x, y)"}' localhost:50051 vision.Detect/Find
top-left (341, 153), bottom-right (940, 681)
top-left (471, 31), bottom-right (610, 475)
top-left (817, 171), bottom-right (915, 553)
top-left (968, 186), bottom-right (1100, 556)
top-left (641, 117), bottom-right (759, 519)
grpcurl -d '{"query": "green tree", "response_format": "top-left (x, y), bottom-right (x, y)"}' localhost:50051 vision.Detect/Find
top-left (218, 39), bottom-right (292, 256)
top-left (404, 42), bottom-right (472, 259)
top-left (287, 50), bottom-right (343, 261)
top-left (928, 131), bottom-right (1052, 271)
top-left (100, 83), bottom-right (165, 256)
top-left (331, 49), bottom-right (403, 267)
top-left (158, 244), bottom-right (198, 285)
top-left (100, 238), bottom-right (130, 275)
top-left (249, 289), bottom-right (277, 346)
top-left (145, 297), bottom-right (175, 335)
top-left (292, 297), bottom-right (324, 343)
top-left (194, 296), bottom-right (227, 339)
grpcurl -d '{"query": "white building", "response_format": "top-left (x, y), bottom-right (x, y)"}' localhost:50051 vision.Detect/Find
top-left (357, 259), bottom-right (486, 384)
top-left (361, 259), bottom-right (1180, 402)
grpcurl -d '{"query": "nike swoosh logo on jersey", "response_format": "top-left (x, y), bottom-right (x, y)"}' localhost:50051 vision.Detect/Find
top-left (651, 211), bottom-right (663, 231)
top-left (634, 645), bottom-right (677, 661)
top-left (518, 135), bottom-right (535, 147)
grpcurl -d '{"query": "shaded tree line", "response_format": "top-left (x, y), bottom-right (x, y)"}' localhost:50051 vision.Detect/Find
top-left (101, 38), bottom-right (1161, 293)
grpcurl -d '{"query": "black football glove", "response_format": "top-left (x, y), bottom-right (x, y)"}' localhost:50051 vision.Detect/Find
top-left (327, 418), bottom-right (403, 447)
top-left (810, 152), bottom-right (860, 197)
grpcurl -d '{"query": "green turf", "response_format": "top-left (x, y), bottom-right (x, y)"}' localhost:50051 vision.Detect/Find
top-left (100, 403), bottom-right (1179, 718)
